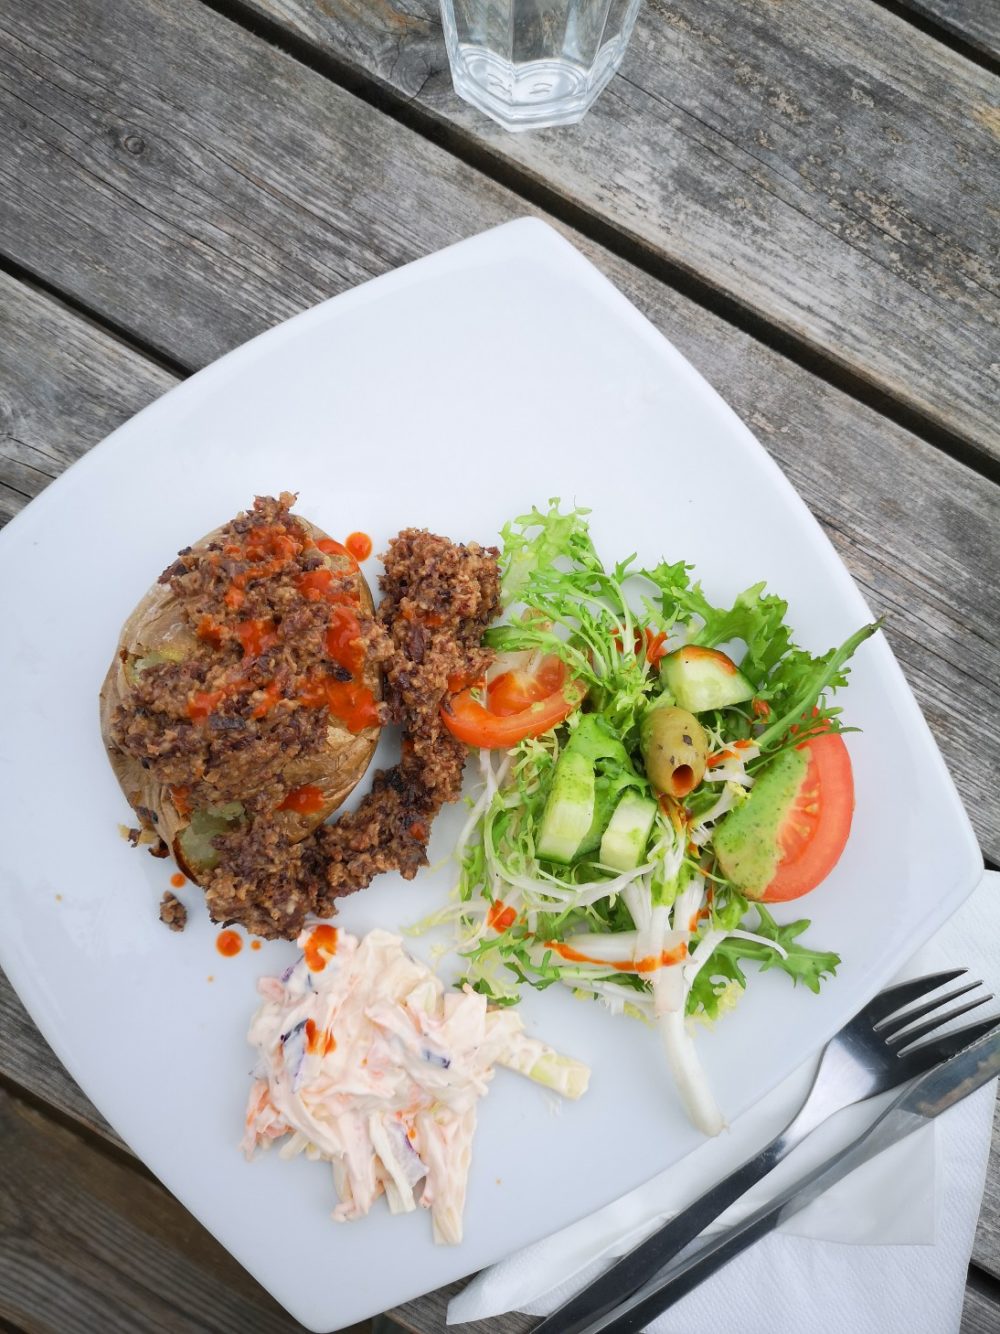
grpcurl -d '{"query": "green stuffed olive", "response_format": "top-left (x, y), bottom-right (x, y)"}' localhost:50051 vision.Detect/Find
top-left (640, 703), bottom-right (709, 799)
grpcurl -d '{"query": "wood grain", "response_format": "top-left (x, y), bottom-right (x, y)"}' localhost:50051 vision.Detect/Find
top-left (0, 273), bottom-right (175, 526)
top-left (241, 0), bottom-right (1000, 457)
top-left (7, 931), bottom-right (999, 1316)
top-left (961, 1273), bottom-right (1000, 1334)
top-left (0, 1), bottom-right (997, 856)
top-left (392, 1281), bottom-right (533, 1333)
top-left (1, 251), bottom-right (999, 1333)
top-left (0, 0), bottom-right (517, 372)
top-left (974, 1091), bottom-right (1000, 1280)
top-left (0, 3), bottom-right (998, 1321)
top-left (894, 0), bottom-right (1000, 62)
top-left (4, 971), bottom-right (996, 1333)
top-left (0, 1082), bottom-right (347, 1333)
top-left (0, 969), bottom-right (122, 1152)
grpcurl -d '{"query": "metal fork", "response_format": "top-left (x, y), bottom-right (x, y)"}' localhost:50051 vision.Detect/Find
top-left (532, 969), bottom-right (994, 1334)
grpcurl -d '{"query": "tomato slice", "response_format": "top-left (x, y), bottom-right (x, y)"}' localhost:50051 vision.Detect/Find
top-left (441, 657), bottom-right (585, 749)
top-left (487, 655), bottom-right (568, 716)
top-left (761, 730), bottom-right (854, 902)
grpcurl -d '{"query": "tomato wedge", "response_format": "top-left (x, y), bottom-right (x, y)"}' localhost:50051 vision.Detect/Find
top-left (441, 655), bottom-right (585, 748)
top-left (761, 730), bottom-right (854, 902)
top-left (486, 654), bottom-right (568, 716)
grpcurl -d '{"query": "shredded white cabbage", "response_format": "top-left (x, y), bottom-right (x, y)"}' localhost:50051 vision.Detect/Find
top-left (242, 926), bottom-right (589, 1243)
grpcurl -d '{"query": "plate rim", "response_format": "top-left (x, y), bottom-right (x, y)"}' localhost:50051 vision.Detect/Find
top-left (0, 217), bottom-right (983, 1330)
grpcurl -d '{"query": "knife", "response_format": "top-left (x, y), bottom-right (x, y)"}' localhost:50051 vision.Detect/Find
top-left (586, 1024), bottom-right (1000, 1334)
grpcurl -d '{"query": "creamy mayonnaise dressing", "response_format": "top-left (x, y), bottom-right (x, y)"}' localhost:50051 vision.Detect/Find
top-left (242, 925), bottom-right (589, 1243)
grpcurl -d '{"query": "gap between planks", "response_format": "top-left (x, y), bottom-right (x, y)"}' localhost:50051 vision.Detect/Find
top-left (963, 1266), bottom-right (1000, 1334)
top-left (0, 1080), bottom-right (339, 1333)
top-left (2, 264), bottom-right (1000, 1289)
top-left (873, 0), bottom-right (1000, 70)
top-left (0, 1062), bottom-right (997, 1334)
top-left (0, 254), bottom-right (191, 382)
top-left (2, 232), bottom-right (999, 867)
top-left (196, 0), bottom-right (1000, 488)
top-left (1, 0), bottom-right (997, 490)
top-left (0, 1068), bottom-right (145, 1182)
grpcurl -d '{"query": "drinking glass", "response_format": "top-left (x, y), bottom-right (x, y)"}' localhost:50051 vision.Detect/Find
top-left (440, 1), bottom-right (642, 132)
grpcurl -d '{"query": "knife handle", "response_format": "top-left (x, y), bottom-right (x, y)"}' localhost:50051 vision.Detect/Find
top-left (592, 1102), bottom-right (905, 1333)
top-left (592, 1207), bottom-right (782, 1334)
top-left (578, 1024), bottom-right (1000, 1334)
top-left (530, 1131), bottom-right (794, 1334)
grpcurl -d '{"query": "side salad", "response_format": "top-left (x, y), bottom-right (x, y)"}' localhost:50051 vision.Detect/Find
top-left (434, 502), bottom-right (878, 1135)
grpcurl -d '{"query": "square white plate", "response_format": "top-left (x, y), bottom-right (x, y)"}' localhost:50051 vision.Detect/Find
top-left (0, 220), bottom-right (981, 1330)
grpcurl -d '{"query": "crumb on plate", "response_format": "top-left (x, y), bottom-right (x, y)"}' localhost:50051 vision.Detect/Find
top-left (159, 891), bottom-right (187, 932)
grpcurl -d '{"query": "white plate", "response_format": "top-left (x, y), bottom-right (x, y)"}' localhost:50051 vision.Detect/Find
top-left (0, 220), bottom-right (981, 1331)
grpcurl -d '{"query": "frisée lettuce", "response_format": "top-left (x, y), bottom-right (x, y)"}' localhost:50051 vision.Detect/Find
top-left (434, 502), bottom-right (877, 1135)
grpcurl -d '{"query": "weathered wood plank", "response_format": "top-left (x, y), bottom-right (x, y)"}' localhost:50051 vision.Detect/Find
top-left (1, 239), bottom-right (1000, 1331)
top-left (241, 0), bottom-right (1000, 457)
top-left (0, 1082), bottom-right (352, 1333)
top-left (894, 0), bottom-right (1000, 63)
top-left (961, 1272), bottom-right (1000, 1334)
top-left (3, 0), bottom-right (999, 456)
top-left (4, 984), bottom-right (997, 1334)
top-left (973, 1091), bottom-right (1000, 1280)
top-left (0, 0), bottom-right (518, 371)
top-left (392, 1280), bottom-right (532, 1334)
top-left (0, 272), bottom-right (176, 526)
top-left (1, 5), bottom-right (998, 1306)
top-left (0, 968), bottom-right (123, 1152)
top-left (8, 927), bottom-right (999, 1318)
top-left (1, 92), bottom-right (999, 873)
top-left (0, 0), bottom-right (998, 855)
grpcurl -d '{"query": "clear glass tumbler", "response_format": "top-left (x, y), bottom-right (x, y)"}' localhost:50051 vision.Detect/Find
top-left (440, 1), bottom-right (642, 132)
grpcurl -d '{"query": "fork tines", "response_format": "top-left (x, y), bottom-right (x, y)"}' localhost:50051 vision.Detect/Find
top-left (861, 968), bottom-right (967, 1025)
top-left (903, 1012), bottom-right (1000, 1063)
top-left (864, 969), bottom-right (998, 1065)
top-left (879, 980), bottom-right (987, 1045)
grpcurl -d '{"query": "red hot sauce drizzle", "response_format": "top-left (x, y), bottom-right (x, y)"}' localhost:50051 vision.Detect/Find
top-left (345, 531), bottom-right (373, 561)
top-left (303, 924), bottom-right (339, 972)
top-left (216, 929), bottom-right (242, 957)
top-left (182, 512), bottom-right (379, 737)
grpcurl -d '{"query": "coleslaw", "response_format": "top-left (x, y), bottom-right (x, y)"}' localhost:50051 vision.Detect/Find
top-left (242, 924), bottom-right (589, 1243)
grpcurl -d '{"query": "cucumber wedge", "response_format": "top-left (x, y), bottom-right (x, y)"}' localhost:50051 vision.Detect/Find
top-left (536, 750), bottom-right (596, 863)
top-left (660, 646), bottom-right (754, 713)
top-left (600, 791), bottom-right (658, 871)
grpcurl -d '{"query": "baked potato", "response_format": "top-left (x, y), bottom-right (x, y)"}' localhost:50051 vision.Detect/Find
top-left (100, 494), bottom-right (385, 887)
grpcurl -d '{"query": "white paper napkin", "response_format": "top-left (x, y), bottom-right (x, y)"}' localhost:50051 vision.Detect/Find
top-left (450, 871), bottom-right (999, 1333)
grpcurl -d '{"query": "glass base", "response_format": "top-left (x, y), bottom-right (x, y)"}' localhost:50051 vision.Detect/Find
top-left (447, 40), bottom-right (627, 132)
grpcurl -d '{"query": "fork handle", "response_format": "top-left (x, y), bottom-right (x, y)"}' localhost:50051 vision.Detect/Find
top-left (530, 1130), bottom-right (798, 1334)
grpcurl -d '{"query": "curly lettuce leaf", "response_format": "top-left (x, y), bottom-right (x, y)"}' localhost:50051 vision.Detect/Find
top-left (754, 621), bottom-right (880, 749)
top-left (687, 902), bottom-right (841, 1021)
top-left (498, 500), bottom-right (603, 606)
top-left (454, 501), bottom-right (854, 1031)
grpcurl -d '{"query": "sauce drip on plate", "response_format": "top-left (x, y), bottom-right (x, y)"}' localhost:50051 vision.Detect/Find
top-left (216, 929), bottom-right (243, 957)
top-left (345, 531), bottom-right (372, 561)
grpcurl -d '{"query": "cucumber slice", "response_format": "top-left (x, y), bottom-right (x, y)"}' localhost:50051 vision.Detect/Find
top-left (600, 791), bottom-right (658, 871)
top-left (536, 751), bottom-right (596, 864)
top-left (659, 646), bottom-right (754, 713)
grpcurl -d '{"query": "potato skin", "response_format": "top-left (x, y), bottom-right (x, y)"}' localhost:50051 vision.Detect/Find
top-left (99, 515), bottom-right (382, 884)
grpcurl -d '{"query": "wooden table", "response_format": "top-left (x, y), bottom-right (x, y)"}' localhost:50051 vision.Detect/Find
top-left (1, 0), bottom-right (998, 1329)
